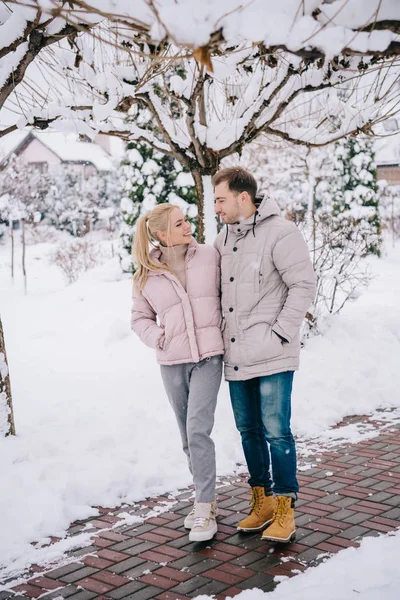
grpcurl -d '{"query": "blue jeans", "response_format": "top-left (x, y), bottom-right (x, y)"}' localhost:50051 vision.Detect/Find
top-left (229, 371), bottom-right (298, 499)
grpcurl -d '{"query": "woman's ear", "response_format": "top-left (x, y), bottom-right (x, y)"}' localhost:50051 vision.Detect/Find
top-left (156, 230), bottom-right (166, 245)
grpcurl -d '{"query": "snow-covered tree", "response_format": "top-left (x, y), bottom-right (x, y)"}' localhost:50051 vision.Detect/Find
top-left (44, 166), bottom-right (122, 236)
top-left (0, 154), bottom-right (50, 288)
top-left (119, 142), bottom-right (197, 272)
top-left (328, 137), bottom-right (382, 256)
top-left (2, 2), bottom-right (400, 240)
top-left (223, 137), bottom-right (334, 221)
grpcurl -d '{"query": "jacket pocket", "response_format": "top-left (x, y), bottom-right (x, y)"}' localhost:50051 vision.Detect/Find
top-left (241, 319), bottom-right (284, 365)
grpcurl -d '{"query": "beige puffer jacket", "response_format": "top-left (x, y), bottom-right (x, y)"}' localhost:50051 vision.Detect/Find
top-left (214, 196), bottom-right (316, 381)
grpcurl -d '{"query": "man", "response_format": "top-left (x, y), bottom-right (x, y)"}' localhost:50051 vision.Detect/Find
top-left (213, 167), bottom-right (316, 543)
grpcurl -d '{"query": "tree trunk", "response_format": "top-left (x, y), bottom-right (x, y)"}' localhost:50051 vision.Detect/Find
top-left (10, 221), bottom-right (14, 280)
top-left (192, 170), bottom-right (218, 244)
top-left (21, 219), bottom-right (27, 294)
top-left (0, 316), bottom-right (16, 436)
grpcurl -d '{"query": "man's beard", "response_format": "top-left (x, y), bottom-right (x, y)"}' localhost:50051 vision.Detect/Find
top-left (224, 200), bottom-right (241, 224)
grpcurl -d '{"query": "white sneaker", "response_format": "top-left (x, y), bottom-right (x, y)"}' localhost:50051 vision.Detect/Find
top-left (189, 502), bottom-right (218, 542)
top-left (184, 504), bottom-right (196, 529)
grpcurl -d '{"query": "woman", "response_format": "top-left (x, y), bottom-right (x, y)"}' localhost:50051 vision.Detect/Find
top-left (131, 203), bottom-right (224, 542)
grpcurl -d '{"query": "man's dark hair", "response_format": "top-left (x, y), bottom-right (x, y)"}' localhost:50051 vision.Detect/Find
top-left (212, 167), bottom-right (257, 203)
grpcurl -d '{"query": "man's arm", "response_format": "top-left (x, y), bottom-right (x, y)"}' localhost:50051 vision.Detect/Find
top-left (271, 226), bottom-right (316, 343)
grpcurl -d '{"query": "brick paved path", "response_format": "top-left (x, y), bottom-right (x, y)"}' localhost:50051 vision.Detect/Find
top-left (2, 412), bottom-right (400, 600)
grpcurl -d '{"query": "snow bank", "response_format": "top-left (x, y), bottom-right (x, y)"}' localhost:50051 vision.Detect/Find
top-left (0, 237), bottom-right (399, 579)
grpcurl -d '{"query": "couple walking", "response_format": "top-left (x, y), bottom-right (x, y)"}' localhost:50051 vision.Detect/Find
top-left (131, 167), bottom-right (316, 544)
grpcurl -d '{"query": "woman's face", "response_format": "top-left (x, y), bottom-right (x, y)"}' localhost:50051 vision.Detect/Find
top-left (158, 208), bottom-right (192, 246)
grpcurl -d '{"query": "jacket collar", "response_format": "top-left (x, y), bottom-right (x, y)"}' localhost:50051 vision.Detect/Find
top-left (224, 195), bottom-right (281, 240)
top-left (149, 236), bottom-right (197, 272)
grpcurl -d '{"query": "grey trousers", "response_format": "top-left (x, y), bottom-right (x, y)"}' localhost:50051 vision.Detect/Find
top-left (160, 356), bottom-right (222, 502)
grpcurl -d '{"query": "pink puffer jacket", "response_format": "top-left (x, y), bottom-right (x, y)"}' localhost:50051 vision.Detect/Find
top-left (131, 238), bottom-right (224, 365)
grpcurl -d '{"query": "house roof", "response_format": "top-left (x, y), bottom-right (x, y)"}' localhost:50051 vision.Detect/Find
top-left (0, 130), bottom-right (115, 171)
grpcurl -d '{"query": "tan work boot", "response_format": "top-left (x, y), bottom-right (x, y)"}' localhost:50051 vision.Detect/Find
top-left (237, 487), bottom-right (275, 532)
top-left (262, 495), bottom-right (296, 543)
top-left (189, 501), bottom-right (218, 542)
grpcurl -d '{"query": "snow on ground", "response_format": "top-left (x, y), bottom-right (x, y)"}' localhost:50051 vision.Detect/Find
top-left (195, 530), bottom-right (400, 600)
top-left (0, 234), bottom-right (399, 581)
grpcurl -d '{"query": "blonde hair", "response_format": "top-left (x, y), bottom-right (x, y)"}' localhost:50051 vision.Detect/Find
top-left (133, 203), bottom-right (177, 289)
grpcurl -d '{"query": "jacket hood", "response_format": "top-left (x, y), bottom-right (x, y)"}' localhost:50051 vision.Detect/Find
top-left (223, 195), bottom-right (281, 243)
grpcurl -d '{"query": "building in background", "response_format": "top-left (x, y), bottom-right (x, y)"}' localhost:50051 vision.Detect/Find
top-left (375, 120), bottom-right (400, 186)
top-left (0, 130), bottom-right (118, 176)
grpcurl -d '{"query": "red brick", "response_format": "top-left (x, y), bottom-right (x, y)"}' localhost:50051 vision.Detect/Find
top-left (88, 519), bottom-right (112, 529)
top-left (217, 507), bottom-right (235, 516)
top-left (215, 531), bottom-right (230, 541)
top-left (298, 506), bottom-right (326, 517)
top-left (366, 459), bottom-right (398, 468)
top-left (153, 527), bottom-right (186, 540)
top-left (29, 577), bottom-right (65, 591)
top-left (138, 531), bottom-right (171, 544)
top-left (83, 555), bottom-right (114, 569)
top-left (298, 492), bottom-right (324, 502)
top-left (202, 568), bottom-right (242, 585)
top-left (159, 512), bottom-right (182, 522)
top-left (99, 515), bottom-right (120, 524)
top-left (220, 587), bottom-right (245, 597)
top-left (218, 524), bottom-right (238, 535)
top-left (345, 505), bottom-right (378, 517)
top-left (305, 521), bottom-right (341, 535)
top-left (212, 542), bottom-right (247, 556)
top-left (371, 515), bottom-right (400, 527)
top-left (357, 500), bottom-right (392, 511)
top-left (155, 593), bottom-right (191, 600)
top-left (299, 488), bottom-right (327, 498)
top-left (96, 549), bottom-right (130, 562)
top-left (12, 584), bottom-right (46, 597)
top-left (361, 521), bottom-right (395, 533)
top-left (352, 450), bottom-right (384, 458)
top-left (92, 571), bottom-right (131, 587)
top-left (155, 545), bottom-right (188, 559)
top-left (76, 578), bottom-right (114, 594)
top-left (138, 573), bottom-right (176, 590)
top-left (92, 537), bottom-right (114, 548)
top-left (97, 530), bottom-right (129, 542)
top-left (266, 566), bottom-right (293, 577)
top-left (317, 517), bottom-right (350, 529)
top-left (318, 460), bottom-right (344, 469)
top-left (338, 489), bottom-right (368, 500)
top-left (138, 550), bottom-right (174, 563)
top-left (329, 537), bottom-right (360, 548)
top-left (331, 476), bottom-right (361, 485)
top-left (297, 475), bottom-right (314, 484)
top-left (340, 473), bottom-right (364, 482)
top-left (218, 563), bottom-right (256, 579)
top-left (316, 542), bottom-right (344, 554)
top-left (146, 517), bottom-right (171, 526)
top-left (308, 502), bottom-right (338, 514)
top-left (155, 566), bottom-right (193, 582)
top-left (279, 561), bottom-right (306, 572)
top-left (198, 548), bottom-right (238, 561)
top-left (376, 473), bottom-right (400, 483)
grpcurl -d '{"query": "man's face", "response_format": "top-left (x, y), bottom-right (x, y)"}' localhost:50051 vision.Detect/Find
top-left (214, 181), bottom-right (242, 224)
